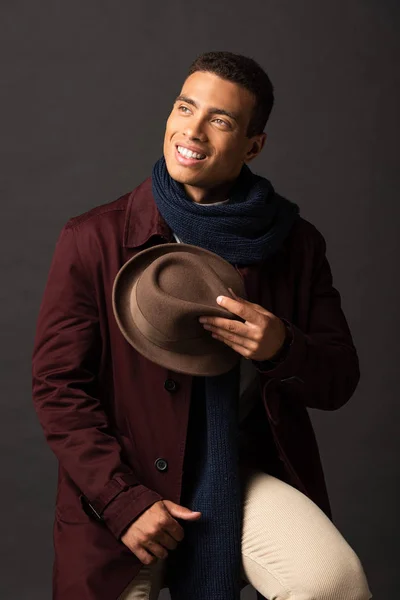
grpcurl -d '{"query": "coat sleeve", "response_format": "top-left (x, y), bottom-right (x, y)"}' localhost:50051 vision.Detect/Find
top-left (31, 223), bottom-right (163, 540)
top-left (252, 227), bottom-right (360, 411)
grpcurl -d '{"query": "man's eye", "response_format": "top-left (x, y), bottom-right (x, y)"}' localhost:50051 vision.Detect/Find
top-left (178, 105), bottom-right (191, 113)
top-left (214, 118), bottom-right (229, 127)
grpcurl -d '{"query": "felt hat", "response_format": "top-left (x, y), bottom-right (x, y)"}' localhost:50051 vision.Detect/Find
top-left (112, 243), bottom-right (247, 376)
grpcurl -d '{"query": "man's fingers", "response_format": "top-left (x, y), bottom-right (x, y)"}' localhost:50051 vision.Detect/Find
top-left (160, 501), bottom-right (191, 542)
top-left (145, 539), bottom-right (169, 560)
top-left (135, 546), bottom-right (157, 565)
top-left (156, 530), bottom-right (178, 550)
top-left (163, 517), bottom-right (185, 543)
top-left (163, 499), bottom-right (201, 521)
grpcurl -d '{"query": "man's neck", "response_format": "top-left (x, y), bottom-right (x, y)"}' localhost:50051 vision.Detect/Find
top-left (183, 180), bottom-right (236, 205)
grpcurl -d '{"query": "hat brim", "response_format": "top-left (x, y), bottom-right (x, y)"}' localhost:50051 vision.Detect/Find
top-left (112, 243), bottom-right (245, 376)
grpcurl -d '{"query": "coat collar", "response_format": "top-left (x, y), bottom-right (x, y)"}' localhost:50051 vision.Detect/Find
top-left (123, 176), bottom-right (175, 249)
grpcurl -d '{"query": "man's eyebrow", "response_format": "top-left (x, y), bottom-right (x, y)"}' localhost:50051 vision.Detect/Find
top-left (175, 94), bottom-right (239, 122)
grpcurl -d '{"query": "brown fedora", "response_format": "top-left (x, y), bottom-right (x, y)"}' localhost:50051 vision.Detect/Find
top-left (112, 242), bottom-right (248, 376)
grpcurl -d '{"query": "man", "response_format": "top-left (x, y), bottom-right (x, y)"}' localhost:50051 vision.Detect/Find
top-left (32, 51), bottom-right (372, 600)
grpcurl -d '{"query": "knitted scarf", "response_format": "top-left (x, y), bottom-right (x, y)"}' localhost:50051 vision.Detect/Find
top-left (152, 156), bottom-right (299, 265)
top-left (151, 156), bottom-right (300, 600)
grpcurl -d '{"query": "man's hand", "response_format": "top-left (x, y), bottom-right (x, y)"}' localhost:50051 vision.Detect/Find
top-left (121, 500), bottom-right (201, 565)
top-left (198, 287), bottom-right (287, 361)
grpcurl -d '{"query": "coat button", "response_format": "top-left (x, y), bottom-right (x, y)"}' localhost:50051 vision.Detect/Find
top-left (164, 378), bottom-right (178, 392)
top-left (155, 458), bottom-right (168, 472)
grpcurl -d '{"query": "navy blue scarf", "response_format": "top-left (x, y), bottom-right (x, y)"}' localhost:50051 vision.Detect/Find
top-left (152, 156), bottom-right (299, 599)
top-left (152, 156), bottom-right (299, 265)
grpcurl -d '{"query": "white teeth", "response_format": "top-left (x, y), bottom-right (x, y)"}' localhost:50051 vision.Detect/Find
top-left (177, 145), bottom-right (206, 160)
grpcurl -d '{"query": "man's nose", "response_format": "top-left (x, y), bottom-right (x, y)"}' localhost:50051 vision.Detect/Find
top-left (184, 118), bottom-right (207, 142)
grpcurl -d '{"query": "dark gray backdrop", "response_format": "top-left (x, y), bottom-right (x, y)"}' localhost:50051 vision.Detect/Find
top-left (1, 1), bottom-right (399, 598)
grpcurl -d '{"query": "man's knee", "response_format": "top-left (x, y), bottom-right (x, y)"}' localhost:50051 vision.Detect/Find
top-left (300, 547), bottom-right (372, 600)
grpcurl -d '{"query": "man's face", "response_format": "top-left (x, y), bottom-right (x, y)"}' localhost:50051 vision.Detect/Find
top-left (163, 71), bottom-right (265, 193)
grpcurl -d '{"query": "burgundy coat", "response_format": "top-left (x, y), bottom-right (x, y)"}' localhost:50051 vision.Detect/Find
top-left (32, 176), bottom-right (360, 600)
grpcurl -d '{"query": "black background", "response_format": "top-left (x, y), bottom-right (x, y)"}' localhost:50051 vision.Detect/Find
top-left (1, 1), bottom-right (399, 598)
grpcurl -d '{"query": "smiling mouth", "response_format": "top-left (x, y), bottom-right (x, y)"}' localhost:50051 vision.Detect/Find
top-left (176, 145), bottom-right (207, 160)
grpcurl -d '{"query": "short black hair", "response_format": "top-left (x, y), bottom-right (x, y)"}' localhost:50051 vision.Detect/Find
top-left (187, 51), bottom-right (274, 137)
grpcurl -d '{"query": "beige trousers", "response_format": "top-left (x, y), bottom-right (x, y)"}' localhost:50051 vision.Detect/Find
top-left (119, 466), bottom-right (373, 600)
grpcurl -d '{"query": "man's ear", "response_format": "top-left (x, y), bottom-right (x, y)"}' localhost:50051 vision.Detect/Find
top-left (244, 132), bottom-right (267, 163)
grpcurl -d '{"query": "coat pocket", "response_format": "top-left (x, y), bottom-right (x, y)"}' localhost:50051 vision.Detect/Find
top-left (55, 467), bottom-right (94, 524)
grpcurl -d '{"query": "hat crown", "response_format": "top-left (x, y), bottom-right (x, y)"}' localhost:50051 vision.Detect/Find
top-left (131, 252), bottom-right (238, 346)
top-left (113, 242), bottom-right (247, 375)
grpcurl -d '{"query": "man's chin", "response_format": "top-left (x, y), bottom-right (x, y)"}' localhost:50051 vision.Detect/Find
top-left (166, 162), bottom-right (207, 187)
